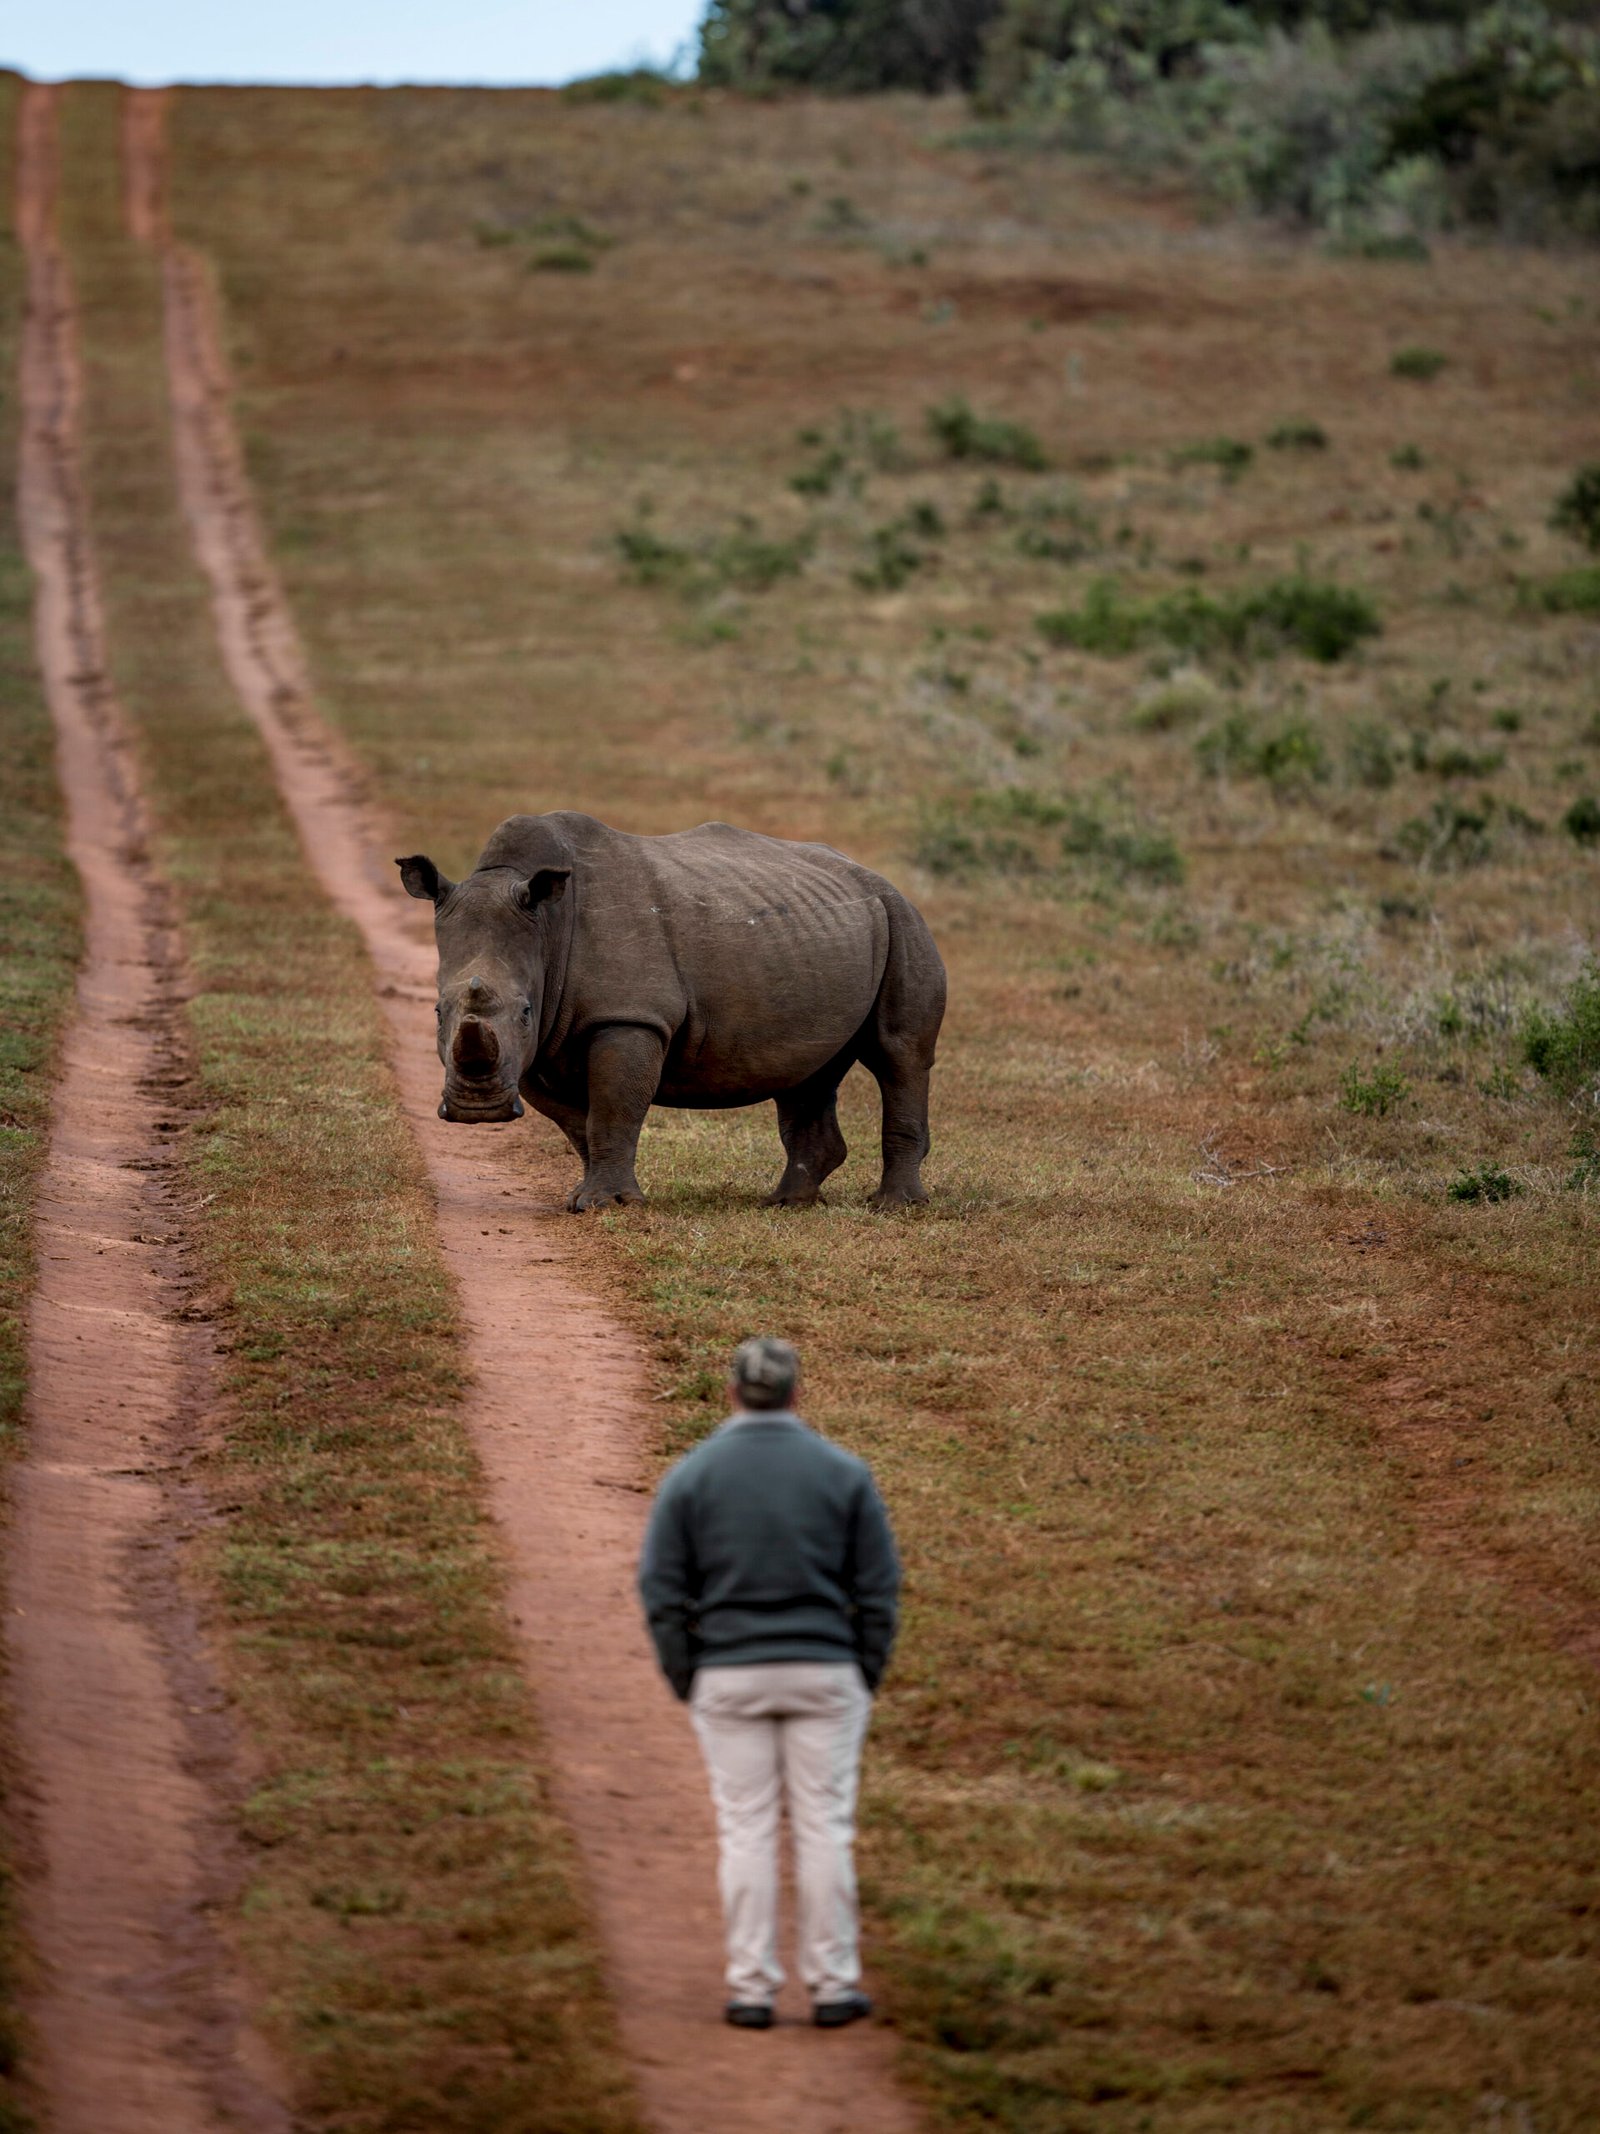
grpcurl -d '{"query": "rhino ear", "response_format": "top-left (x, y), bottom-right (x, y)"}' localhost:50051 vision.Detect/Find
top-left (516, 866), bottom-right (571, 911)
top-left (396, 854), bottom-right (453, 903)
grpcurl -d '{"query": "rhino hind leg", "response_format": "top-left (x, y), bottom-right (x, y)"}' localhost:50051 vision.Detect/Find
top-left (866, 1047), bottom-right (932, 1211)
top-left (769, 1077), bottom-right (849, 1207)
top-left (862, 892), bottom-right (944, 1211)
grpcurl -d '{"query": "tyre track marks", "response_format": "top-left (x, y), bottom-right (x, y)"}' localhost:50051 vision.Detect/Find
top-left (11, 82), bottom-right (285, 2134)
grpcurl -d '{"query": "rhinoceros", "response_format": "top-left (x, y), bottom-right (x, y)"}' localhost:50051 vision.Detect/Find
top-left (397, 811), bottom-right (946, 1211)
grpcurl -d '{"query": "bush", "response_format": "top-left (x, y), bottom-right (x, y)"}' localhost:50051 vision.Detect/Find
top-left (912, 787), bottom-right (1182, 884)
top-left (1564, 794), bottom-right (1600, 843)
top-left (1196, 712), bottom-right (1330, 785)
top-left (1391, 443), bottom-right (1426, 469)
top-left (928, 396), bottom-right (1048, 470)
top-left (1447, 1162), bottom-right (1521, 1202)
top-left (1551, 466), bottom-right (1600, 553)
top-left (1130, 670), bottom-right (1223, 731)
top-left (1267, 419), bottom-right (1330, 450)
top-left (1522, 567), bottom-right (1600, 614)
top-left (1567, 1129), bottom-right (1600, 1190)
top-left (615, 523), bottom-right (690, 584)
top-left (1346, 718), bottom-right (1400, 787)
top-left (1391, 344), bottom-right (1449, 378)
top-left (1340, 1058), bottom-right (1410, 1114)
top-left (1394, 794), bottom-right (1495, 867)
top-left (532, 246), bottom-right (595, 273)
top-left (712, 522), bottom-right (813, 590)
top-left (855, 519), bottom-right (932, 591)
top-left (561, 67), bottom-right (674, 104)
top-left (1522, 962), bottom-right (1600, 1094)
top-left (700, 0), bottom-right (999, 92)
top-left (1039, 576), bottom-right (1379, 663)
top-left (1172, 435), bottom-right (1255, 479)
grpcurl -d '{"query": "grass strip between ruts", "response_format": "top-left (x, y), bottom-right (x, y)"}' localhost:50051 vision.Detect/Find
top-left (0, 69), bottom-right (82, 2134)
top-left (56, 83), bottom-right (640, 2133)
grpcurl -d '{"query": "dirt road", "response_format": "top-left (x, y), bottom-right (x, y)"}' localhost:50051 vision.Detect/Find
top-left (129, 88), bottom-right (923, 2134)
top-left (10, 83), bottom-right (284, 2134)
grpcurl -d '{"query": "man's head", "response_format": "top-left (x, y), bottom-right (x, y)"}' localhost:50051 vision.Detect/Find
top-left (730, 1336), bottom-right (799, 1413)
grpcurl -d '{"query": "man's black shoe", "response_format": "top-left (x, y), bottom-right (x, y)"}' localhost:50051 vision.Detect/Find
top-left (813, 1993), bottom-right (872, 2029)
top-left (725, 2002), bottom-right (774, 2030)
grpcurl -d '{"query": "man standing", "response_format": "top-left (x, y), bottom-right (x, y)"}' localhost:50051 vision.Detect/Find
top-left (637, 1337), bottom-right (901, 2031)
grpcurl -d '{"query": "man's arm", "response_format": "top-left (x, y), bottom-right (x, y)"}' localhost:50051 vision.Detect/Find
top-left (637, 1472), bottom-right (698, 1700)
top-left (848, 1470), bottom-right (901, 1692)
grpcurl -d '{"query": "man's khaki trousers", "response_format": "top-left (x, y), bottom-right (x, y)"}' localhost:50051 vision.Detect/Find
top-left (689, 1661), bottom-right (872, 2008)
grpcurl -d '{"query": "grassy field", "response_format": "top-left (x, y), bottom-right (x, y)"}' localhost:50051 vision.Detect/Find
top-left (164, 83), bottom-right (1600, 2132)
top-left (1, 69), bottom-right (1592, 2134)
top-left (50, 83), bottom-right (639, 2133)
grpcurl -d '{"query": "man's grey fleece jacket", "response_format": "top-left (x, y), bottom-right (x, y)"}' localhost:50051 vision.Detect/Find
top-left (637, 1411), bottom-right (901, 1701)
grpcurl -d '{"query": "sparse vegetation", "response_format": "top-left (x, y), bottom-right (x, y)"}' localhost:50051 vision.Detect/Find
top-left (926, 395), bottom-right (1048, 471)
top-left (1340, 1058), bottom-right (1411, 1115)
top-left (1448, 1161), bottom-right (1521, 1202)
top-left (1171, 434), bottom-right (1253, 480)
top-left (1392, 346), bottom-right (1449, 380)
top-left (1039, 574), bottom-right (1380, 662)
top-left (144, 74), bottom-right (1600, 2134)
top-left (1522, 962), bottom-right (1600, 1096)
top-left (1550, 465), bottom-right (1600, 553)
top-left (1267, 419), bottom-right (1329, 451)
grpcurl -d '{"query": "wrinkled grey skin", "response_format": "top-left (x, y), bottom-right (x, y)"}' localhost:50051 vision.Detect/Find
top-left (397, 811), bottom-right (946, 1212)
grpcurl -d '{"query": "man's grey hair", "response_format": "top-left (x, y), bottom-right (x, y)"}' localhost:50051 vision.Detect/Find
top-left (730, 1336), bottom-right (799, 1412)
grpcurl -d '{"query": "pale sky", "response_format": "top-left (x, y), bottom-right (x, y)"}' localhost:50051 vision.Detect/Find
top-left (4, 0), bottom-right (708, 87)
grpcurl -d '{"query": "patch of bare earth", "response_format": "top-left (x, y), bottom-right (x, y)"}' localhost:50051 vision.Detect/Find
top-left (128, 88), bottom-right (924, 2134)
top-left (10, 82), bottom-right (283, 2134)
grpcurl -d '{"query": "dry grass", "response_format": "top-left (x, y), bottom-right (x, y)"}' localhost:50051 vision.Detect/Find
top-left (150, 79), bottom-right (1600, 2130)
top-left (55, 83), bottom-right (639, 2134)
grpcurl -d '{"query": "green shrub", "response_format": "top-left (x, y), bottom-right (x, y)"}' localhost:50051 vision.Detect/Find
top-left (1346, 718), bottom-right (1400, 788)
top-left (1340, 1059), bottom-right (1410, 1116)
top-left (1391, 345), bottom-right (1449, 379)
top-left (1521, 962), bottom-right (1600, 1095)
top-left (1564, 794), bottom-right (1600, 843)
top-left (713, 522), bottom-right (813, 591)
top-left (1391, 444), bottom-right (1426, 470)
top-left (1551, 465), bottom-right (1600, 553)
top-left (561, 67), bottom-right (674, 104)
top-left (855, 511), bottom-right (938, 591)
top-left (1059, 803), bottom-right (1185, 884)
top-left (912, 786), bottom-right (1181, 885)
top-left (615, 522), bottom-right (690, 584)
top-left (1196, 713), bottom-right (1329, 786)
top-left (1522, 567), bottom-right (1600, 614)
top-left (616, 517), bottom-right (811, 593)
top-left (1566, 1130), bottom-right (1600, 1191)
top-left (1394, 795), bottom-right (1495, 868)
top-left (1172, 436), bottom-right (1254, 480)
top-left (1039, 576), bottom-right (1379, 663)
top-left (1430, 741), bottom-right (1506, 777)
top-left (790, 446), bottom-right (850, 497)
top-left (927, 396), bottom-right (1048, 471)
top-left (532, 246), bottom-right (596, 273)
top-left (1447, 1162), bottom-right (1521, 1203)
top-left (1129, 671), bottom-right (1222, 732)
top-left (1267, 419), bottom-right (1330, 451)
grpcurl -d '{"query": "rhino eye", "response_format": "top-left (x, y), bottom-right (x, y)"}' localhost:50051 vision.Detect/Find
top-left (520, 1001), bottom-right (533, 1022)
top-left (435, 1003), bottom-right (444, 1021)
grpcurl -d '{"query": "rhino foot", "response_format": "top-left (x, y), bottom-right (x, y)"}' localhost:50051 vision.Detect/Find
top-left (869, 1182), bottom-right (928, 1212)
top-left (568, 1181), bottom-right (646, 1214)
top-left (765, 1186), bottom-right (822, 1209)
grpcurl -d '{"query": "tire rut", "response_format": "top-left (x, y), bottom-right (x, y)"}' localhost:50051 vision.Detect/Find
top-left (125, 87), bottom-right (924, 2134)
top-left (11, 82), bottom-right (287, 2134)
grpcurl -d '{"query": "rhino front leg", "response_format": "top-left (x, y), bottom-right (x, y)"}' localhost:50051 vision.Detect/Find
top-left (571, 1023), bottom-right (664, 1212)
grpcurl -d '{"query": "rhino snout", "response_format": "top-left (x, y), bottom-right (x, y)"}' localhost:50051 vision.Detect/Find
top-left (451, 1016), bottom-right (501, 1079)
top-left (438, 1089), bottom-right (524, 1125)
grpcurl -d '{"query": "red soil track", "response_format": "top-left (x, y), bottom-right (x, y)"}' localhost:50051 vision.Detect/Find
top-left (10, 84), bottom-right (285, 2134)
top-left (128, 88), bottom-right (923, 2134)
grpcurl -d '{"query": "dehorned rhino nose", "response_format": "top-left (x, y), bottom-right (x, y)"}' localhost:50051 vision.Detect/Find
top-left (467, 974), bottom-right (488, 1001)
